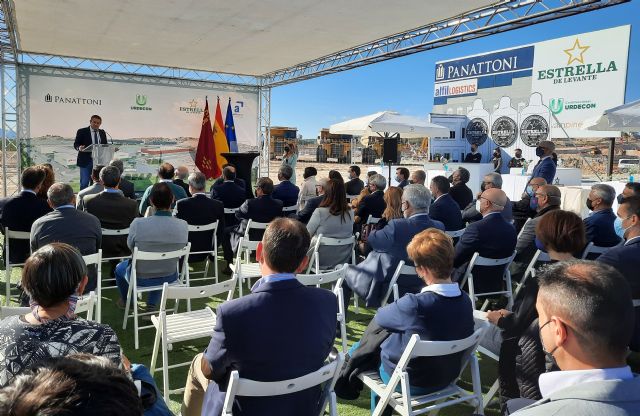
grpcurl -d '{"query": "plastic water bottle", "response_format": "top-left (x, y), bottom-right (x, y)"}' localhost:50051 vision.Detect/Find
top-left (630, 174), bottom-right (635, 183)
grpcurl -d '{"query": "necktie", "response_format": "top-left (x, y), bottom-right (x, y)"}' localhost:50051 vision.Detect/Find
top-left (93, 130), bottom-right (98, 144)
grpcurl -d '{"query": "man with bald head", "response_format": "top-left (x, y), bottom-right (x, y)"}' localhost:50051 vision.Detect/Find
top-left (454, 188), bottom-right (517, 295)
top-left (512, 177), bottom-right (547, 232)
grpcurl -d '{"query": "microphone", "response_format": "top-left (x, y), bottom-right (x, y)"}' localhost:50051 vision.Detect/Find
top-left (105, 130), bottom-right (114, 145)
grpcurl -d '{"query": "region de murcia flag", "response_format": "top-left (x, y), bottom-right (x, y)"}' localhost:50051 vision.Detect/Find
top-left (212, 97), bottom-right (230, 175)
top-left (195, 98), bottom-right (218, 179)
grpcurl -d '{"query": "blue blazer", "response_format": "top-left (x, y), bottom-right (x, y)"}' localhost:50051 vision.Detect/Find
top-left (454, 212), bottom-right (517, 294)
top-left (272, 181), bottom-right (300, 208)
top-left (583, 208), bottom-right (622, 249)
top-left (346, 214), bottom-right (444, 307)
top-left (356, 190), bottom-right (386, 223)
top-left (201, 279), bottom-right (337, 416)
top-left (430, 194), bottom-right (464, 231)
top-left (530, 157), bottom-right (556, 185)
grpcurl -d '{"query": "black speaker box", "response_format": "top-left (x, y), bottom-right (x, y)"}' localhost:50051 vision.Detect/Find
top-left (382, 138), bottom-right (399, 164)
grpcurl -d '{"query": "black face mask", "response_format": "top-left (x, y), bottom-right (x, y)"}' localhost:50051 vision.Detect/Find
top-left (480, 183), bottom-right (486, 192)
top-left (284, 146), bottom-right (290, 152)
top-left (535, 147), bottom-right (545, 157)
top-left (586, 198), bottom-right (594, 211)
top-left (617, 194), bottom-right (625, 204)
top-left (515, 153), bottom-right (522, 158)
top-left (227, 172), bottom-right (236, 181)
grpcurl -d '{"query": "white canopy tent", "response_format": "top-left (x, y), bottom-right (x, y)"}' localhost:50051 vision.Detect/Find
top-left (330, 111), bottom-right (449, 138)
top-left (583, 99), bottom-right (640, 133)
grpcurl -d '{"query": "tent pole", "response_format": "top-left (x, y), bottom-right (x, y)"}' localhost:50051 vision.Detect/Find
top-left (607, 137), bottom-right (615, 181)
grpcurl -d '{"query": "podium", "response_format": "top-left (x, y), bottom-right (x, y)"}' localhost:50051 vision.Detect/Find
top-left (81, 144), bottom-right (115, 166)
top-left (221, 152), bottom-right (259, 200)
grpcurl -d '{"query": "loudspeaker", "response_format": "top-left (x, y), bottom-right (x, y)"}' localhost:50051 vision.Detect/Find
top-left (382, 138), bottom-right (399, 164)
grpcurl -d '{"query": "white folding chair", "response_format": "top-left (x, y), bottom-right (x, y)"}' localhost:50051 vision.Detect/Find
top-left (186, 221), bottom-right (220, 284)
top-left (282, 205), bottom-right (298, 215)
top-left (359, 319), bottom-right (490, 416)
top-left (514, 249), bottom-right (551, 297)
top-left (445, 229), bottom-right (465, 239)
top-left (381, 260), bottom-right (418, 307)
top-left (297, 264), bottom-right (349, 352)
top-left (516, 218), bottom-right (532, 240)
top-left (224, 207), bottom-right (240, 215)
top-left (100, 227), bottom-right (132, 293)
top-left (82, 250), bottom-right (102, 322)
top-left (3, 228), bottom-right (31, 306)
top-left (633, 299), bottom-right (640, 307)
top-left (230, 220), bottom-right (270, 297)
top-left (459, 251), bottom-right (517, 311)
top-left (150, 279), bottom-right (236, 401)
top-left (222, 354), bottom-right (344, 416)
top-left (346, 194), bottom-right (359, 202)
top-left (366, 215), bottom-right (381, 225)
top-left (122, 243), bottom-right (191, 349)
top-left (306, 234), bottom-right (357, 274)
top-left (0, 291), bottom-right (97, 320)
top-left (581, 241), bottom-right (612, 259)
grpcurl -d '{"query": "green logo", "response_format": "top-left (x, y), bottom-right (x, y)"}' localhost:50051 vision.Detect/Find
top-left (550, 98), bottom-right (564, 115)
top-left (136, 94), bottom-right (147, 106)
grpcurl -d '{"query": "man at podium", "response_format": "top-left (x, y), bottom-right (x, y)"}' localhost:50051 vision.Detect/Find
top-left (74, 114), bottom-right (108, 190)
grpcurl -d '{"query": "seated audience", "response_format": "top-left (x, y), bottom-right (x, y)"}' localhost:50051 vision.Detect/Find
top-left (296, 177), bottom-right (327, 225)
top-left (344, 185), bottom-right (444, 308)
top-left (307, 178), bottom-right (355, 270)
top-left (139, 163), bottom-right (188, 215)
top-left (222, 177), bottom-right (283, 273)
top-left (346, 165), bottom-right (365, 196)
top-left (454, 188), bottom-right (517, 295)
top-left (510, 185), bottom-right (561, 281)
top-left (181, 218), bottom-right (337, 416)
top-left (484, 210), bottom-right (585, 409)
top-left (109, 159), bottom-right (137, 199)
top-left (84, 166), bottom-right (139, 259)
top-left (512, 177), bottom-right (547, 233)
top-left (409, 169), bottom-right (426, 186)
top-left (449, 167), bottom-right (473, 210)
top-left (508, 148), bottom-right (526, 168)
top-left (211, 165), bottom-right (246, 227)
top-left (462, 172), bottom-right (513, 223)
top-left (173, 165), bottom-right (192, 197)
top-left (35, 163), bottom-right (55, 201)
top-left (210, 163), bottom-right (246, 192)
top-left (358, 186), bottom-right (403, 256)
top-left (0, 243), bottom-right (121, 387)
top-left (618, 182), bottom-right (640, 203)
top-left (297, 166), bottom-right (318, 209)
top-left (598, 195), bottom-right (640, 350)
top-left (395, 167), bottom-right (410, 189)
top-left (584, 183), bottom-right (621, 250)
top-left (76, 164), bottom-right (104, 210)
top-left (429, 175), bottom-right (463, 231)
top-left (30, 183), bottom-right (101, 291)
top-left (1, 167), bottom-right (51, 264)
top-left (355, 173), bottom-right (386, 224)
top-left (272, 164), bottom-right (300, 208)
top-left (175, 172), bottom-right (224, 263)
top-left (115, 183), bottom-right (188, 310)
top-left (329, 169), bottom-right (344, 182)
top-left (510, 261), bottom-right (639, 415)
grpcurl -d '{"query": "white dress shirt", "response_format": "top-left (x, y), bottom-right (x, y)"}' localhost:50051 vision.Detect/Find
top-left (538, 366), bottom-right (633, 398)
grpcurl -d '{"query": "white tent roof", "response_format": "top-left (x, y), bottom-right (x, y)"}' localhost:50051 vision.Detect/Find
top-left (14, 0), bottom-right (494, 76)
top-left (583, 99), bottom-right (640, 133)
top-left (330, 111), bottom-right (450, 138)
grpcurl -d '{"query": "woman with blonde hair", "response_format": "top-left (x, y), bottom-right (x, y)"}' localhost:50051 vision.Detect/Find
top-left (358, 187), bottom-right (403, 256)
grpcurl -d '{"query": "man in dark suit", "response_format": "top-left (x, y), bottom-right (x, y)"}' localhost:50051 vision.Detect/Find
top-left (109, 159), bottom-right (136, 199)
top-left (211, 166), bottom-right (247, 228)
top-left (345, 165), bottom-right (364, 196)
top-left (463, 143), bottom-right (482, 163)
top-left (529, 140), bottom-right (556, 185)
top-left (395, 167), bottom-right (410, 189)
top-left (181, 218), bottom-right (337, 416)
top-left (355, 173), bottom-right (386, 224)
top-left (0, 167), bottom-right (52, 263)
top-left (598, 195), bottom-right (640, 350)
top-left (449, 167), bottom-right (474, 210)
top-left (429, 175), bottom-right (463, 231)
top-left (584, 183), bottom-right (621, 250)
top-left (74, 115), bottom-right (108, 190)
top-left (222, 177), bottom-right (283, 273)
top-left (209, 163), bottom-right (246, 193)
top-left (344, 185), bottom-right (444, 308)
top-left (175, 172), bottom-right (225, 264)
top-left (30, 183), bottom-right (102, 291)
top-left (173, 166), bottom-right (192, 198)
top-left (272, 165), bottom-right (299, 208)
top-left (84, 166), bottom-right (139, 259)
top-left (462, 172), bottom-right (513, 224)
top-left (454, 188), bottom-right (517, 295)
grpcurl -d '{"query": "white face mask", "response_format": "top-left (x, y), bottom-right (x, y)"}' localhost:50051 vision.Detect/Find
top-left (475, 199), bottom-right (482, 213)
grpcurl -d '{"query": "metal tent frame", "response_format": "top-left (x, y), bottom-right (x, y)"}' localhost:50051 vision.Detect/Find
top-left (0, 0), bottom-right (629, 196)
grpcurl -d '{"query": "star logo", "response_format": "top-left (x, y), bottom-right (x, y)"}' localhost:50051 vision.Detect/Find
top-left (564, 38), bottom-right (589, 65)
top-left (189, 99), bottom-right (198, 108)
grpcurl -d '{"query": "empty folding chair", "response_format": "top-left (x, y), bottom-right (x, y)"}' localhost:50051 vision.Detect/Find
top-left (366, 215), bottom-right (381, 225)
top-left (297, 264), bottom-right (349, 352)
top-left (150, 279), bottom-right (236, 402)
top-left (100, 227), bottom-right (131, 297)
top-left (306, 234), bottom-right (357, 274)
top-left (514, 249), bottom-right (551, 297)
top-left (581, 241), bottom-right (612, 259)
top-left (186, 221), bottom-right (220, 284)
top-left (82, 250), bottom-right (102, 322)
top-left (231, 220), bottom-right (270, 297)
top-left (459, 251), bottom-right (517, 310)
top-left (358, 319), bottom-right (490, 416)
top-left (3, 228), bottom-right (31, 306)
top-left (122, 243), bottom-right (191, 349)
top-left (282, 205), bottom-right (298, 216)
top-left (222, 354), bottom-right (344, 416)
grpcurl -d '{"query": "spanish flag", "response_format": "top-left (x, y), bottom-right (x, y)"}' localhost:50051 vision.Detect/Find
top-left (212, 97), bottom-right (230, 176)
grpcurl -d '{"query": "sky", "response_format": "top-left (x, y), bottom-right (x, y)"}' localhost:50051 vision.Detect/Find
top-left (270, 1), bottom-right (640, 140)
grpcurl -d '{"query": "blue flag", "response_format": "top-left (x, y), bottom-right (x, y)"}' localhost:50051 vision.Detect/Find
top-left (225, 98), bottom-right (238, 152)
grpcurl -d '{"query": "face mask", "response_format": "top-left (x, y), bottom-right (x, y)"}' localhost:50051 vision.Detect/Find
top-left (227, 172), bottom-right (236, 181)
top-left (614, 216), bottom-right (634, 239)
top-left (617, 194), bottom-right (625, 204)
top-left (585, 198), bottom-right (594, 211)
top-left (539, 320), bottom-right (559, 371)
top-left (515, 153), bottom-right (522, 158)
top-left (530, 197), bottom-right (539, 210)
top-left (525, 185), bottom-right (534, 197)
top-left (448, 177), bottom-right (454, 184)
top-left (534, 237), bottom-right (545, 251)
top-left (284, 146), bottom-right (290, 152)
top-left (409, 180), bottom-right (414, 184)
top-left (535, 147), bottom-right (545, 157)
top-left (480, 183), bottom-right (486, 192)
top-left (475, 199), bottom-right (482, 213)
top-left (395, 175), bottom-right (402, 183)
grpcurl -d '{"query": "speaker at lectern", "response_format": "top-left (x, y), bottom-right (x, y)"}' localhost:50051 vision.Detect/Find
top-left (80, 144), bottom-right (115, 166)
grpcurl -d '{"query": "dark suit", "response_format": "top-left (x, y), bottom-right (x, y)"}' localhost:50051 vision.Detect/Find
top-left (429, 194), bottom-right (464, 231)
top-left (272, 180), bottom-right (300, 208)
top-left (211, 181), bottom-right (247, 227)
top-left (201, 278), bottom-right (337, 416)
top-left (74, 126), bottom-right (108, 167)
top-left (584, 208), bottom-right (621, 249)
top-left (397, 179), bottom-right (410, 189)
top-left (295, 195), bottom-right (324, 225)
top-left (464, 152), bottom-right (482, 163)
top-left (119, 177), bottom-right (136, 199)
top-left (210, 177), bottom-right (246, 192)
top-left (0, 191), bottom-right (52, 263)
top-left (449, 183), bottom-right (473, 210)
top-left (30, 207), bottom-right (102, 291)
top-left (345, 178), bottom-right (364, 196)
top-left (345, 214), bottom-right (444, 308)
top-left (454, 212), bottom-right (517, 294)
top-left (175, 194), bottom-right (225, 263)
top-left (223, 195), bottom-right (283, 263)
top-left (84, 190), bottom-right (139, 258)
top-left (356, 190), bottom-right (386, 223)
top-left (530, 157), bottom-right (556, 185)
top-left (173, 179), bottom-right (191, 198)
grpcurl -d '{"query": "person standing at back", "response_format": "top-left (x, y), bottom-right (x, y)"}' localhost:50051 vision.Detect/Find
top-left (281, 142), bottom-right (298, 185)
top-left (463, 143), bottom-right (481, 163)
top-left (528, 140), bottom-right (556, 186)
